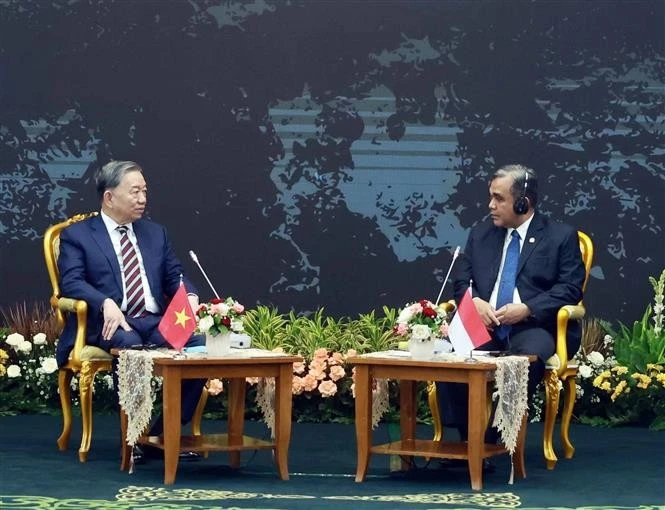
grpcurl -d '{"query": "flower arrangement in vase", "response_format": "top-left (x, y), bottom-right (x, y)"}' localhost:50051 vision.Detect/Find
top-left (195, 297), bottom-right (246, 356)
top-left (394, 299), bottom-right (449, 359)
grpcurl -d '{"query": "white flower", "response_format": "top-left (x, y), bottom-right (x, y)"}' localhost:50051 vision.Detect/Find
top-left (397, 308), bottom-right (414, 324)
top-left (7, 365), bottom-right (21, 378)
top-left (6, 333), bottom-right (24, 347)
top-left (18, 341), bottom-right (33, 354)
top-left (410, 324), bottom-right (432, 341)
top-left (198, 315), bottom-right (214, 333)
top-left (587, 351), bottom-right (604, 367)
top-left (230, 319), bottom-right (244, 332)
top-left (33, 333), bottom-right (47, 345)
top-left (578, 364), bottom-right (593, 378)
top-left (39, 357), bottom-right (58, 374)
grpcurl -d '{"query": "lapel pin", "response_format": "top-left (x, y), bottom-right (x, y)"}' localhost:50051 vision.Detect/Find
top-left (529, 237), bottom-right (535, 243)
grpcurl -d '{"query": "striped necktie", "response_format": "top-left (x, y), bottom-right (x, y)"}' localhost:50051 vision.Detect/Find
top-left (495, 230), bottom-right (520, 341)
top-left (117, 225), bottom-right (146, 318)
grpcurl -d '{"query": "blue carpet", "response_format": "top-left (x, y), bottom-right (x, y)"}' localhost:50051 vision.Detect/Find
top-left (0, 415), bottom-right (663, 509)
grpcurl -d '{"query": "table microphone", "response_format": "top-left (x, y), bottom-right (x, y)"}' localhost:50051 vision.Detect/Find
top-left (434, 246), bottom-right (460, 305)
top-left (188, 250), bottom-right (221, 299)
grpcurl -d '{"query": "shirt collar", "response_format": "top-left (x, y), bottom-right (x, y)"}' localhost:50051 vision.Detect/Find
top-left (100, 210), bottom-right (134, 235)
top-left (509, 212), bottom-right (534, 241)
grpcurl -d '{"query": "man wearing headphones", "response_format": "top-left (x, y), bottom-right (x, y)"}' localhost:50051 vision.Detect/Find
top-left (438, 163), bottom-right (586, 450)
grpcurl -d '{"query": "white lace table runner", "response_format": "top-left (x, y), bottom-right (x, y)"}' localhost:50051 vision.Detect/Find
top-left (118, 349), bottom-right (171, 446)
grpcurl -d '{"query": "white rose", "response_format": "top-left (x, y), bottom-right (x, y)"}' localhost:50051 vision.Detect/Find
top-left (218, 303), bottom-right (230, 316)
top-left (6, 333), bottom-right (24, 347)
top-left (198, 316), bottom-right (214, 333)
top-left (33, 333), bottom-right (47, 345)
top-left (39, 357), bottom-right (58, 374)
top-left (7, 365), bottom-right (21, 378)
top-left (587, 351), bottom-right (604, 367)
top-left (397, 309), bottom-right (414, 324)
top-left (410, 324), bottom-right (432, 341)
top-left (230, 319), bottom-right (244, 332)
top-left (578, 364), bottom-right (593, 379)
top-left (18, 341), bottom-right (33, 354)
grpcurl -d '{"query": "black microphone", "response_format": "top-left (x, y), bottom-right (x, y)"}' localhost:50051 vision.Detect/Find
top-left (188, 250), bottom-right (220, 299)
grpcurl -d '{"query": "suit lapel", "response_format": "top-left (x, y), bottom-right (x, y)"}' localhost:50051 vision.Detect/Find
top-left (483, 226), bottom-right (506, 298)
top-left (132, 221), bottom-right (158, 296)
top-left (518, 213), bottom-right (546, 274)
top-left (89, 216), bottom-right (123, 292)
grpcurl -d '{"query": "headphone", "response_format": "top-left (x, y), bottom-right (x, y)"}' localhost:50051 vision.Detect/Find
top-left (513, 171), bottom-right (530, 215)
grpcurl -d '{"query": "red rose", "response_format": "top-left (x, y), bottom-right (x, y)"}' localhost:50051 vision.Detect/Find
top-left (211, 298), bottom-right (223, 304)
top-left (221, 317), bottom-right (231, 327)
top-left (422, 306), bottom-right (437, 318)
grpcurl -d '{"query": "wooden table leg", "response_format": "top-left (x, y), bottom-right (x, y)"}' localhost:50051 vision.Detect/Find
top-left (354, 365), bottom-right (371, 482)
top-left (467, 371), bottom-right (486, 490)
top-left (273, 363), bottom-right (293, 480)
top-left (119, 409), bottom-right (130, 471)
top-left (162, 366), bottom-right (182, 485)
top-left (227, 377), bottom-right (246, 469)
top-left (399, 379), bottom-right (416, 471)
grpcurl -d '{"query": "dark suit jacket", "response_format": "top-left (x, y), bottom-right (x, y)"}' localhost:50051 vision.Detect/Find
top-left (56, 215), bottom-right (197, 366)
top-left (452, 213), bottom-right (585, 352)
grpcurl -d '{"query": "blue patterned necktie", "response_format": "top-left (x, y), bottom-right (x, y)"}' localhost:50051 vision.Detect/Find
top-left (495, 230), bottom-right (520, 341)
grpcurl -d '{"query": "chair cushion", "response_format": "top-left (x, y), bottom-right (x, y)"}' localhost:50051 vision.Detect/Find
top-left (76, 345), bottom-right (113, 361)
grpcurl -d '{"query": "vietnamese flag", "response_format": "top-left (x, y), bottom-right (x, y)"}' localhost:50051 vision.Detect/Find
top-left (448, 288), bottom-right (491, 355)
top-left (158, 283), bottom-right (196, 351)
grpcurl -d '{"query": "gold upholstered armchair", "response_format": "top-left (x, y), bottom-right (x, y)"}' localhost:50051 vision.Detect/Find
top-left (428, 231), bottom-right (594, 470)
top-left (542, 230), bottom-right (593, 469)
top-left (44, 212), bottom-right (113, 462)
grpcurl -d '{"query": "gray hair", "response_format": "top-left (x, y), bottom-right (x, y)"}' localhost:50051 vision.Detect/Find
top-left (95, 160), bottom-right (143, 200)
top-left (492, 163), bottom-right (538, 208)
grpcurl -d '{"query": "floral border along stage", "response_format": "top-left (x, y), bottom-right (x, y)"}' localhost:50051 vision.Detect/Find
top-left (394, 299), bottom-right (449, 342)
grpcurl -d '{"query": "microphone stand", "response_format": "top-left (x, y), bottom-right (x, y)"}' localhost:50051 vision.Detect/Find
top-left (189, 250), bottom-right (221, 299)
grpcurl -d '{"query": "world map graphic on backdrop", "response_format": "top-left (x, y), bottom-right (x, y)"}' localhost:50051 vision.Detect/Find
top-left (0, 0), bottom-right (663, 321)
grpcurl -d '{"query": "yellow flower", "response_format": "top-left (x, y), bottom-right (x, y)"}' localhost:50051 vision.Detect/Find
top-left (0, 349), bottom-right (8, 363)
top-left (611, 365), bottom-right (628, 375)
top-left (610, 380), bottom-right (627, 401)
top-left (600, 381), bottom-right (611, 391)
top-left (0, 364), bottom-right (5, 376)
top-left (593, 371), bottom-right (611, 388)
top-left (655, 373), bottom-right (665, 386)
top-left (646, 363), bottom-right (663, 372)
top-left (631, 373), bottom-right (652, 389)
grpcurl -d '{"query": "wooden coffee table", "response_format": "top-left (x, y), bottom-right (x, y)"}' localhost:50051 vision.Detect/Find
top-left (118, 351), bottom-right (301, 484)
top-left (348, 353), bottom-right (528, 490)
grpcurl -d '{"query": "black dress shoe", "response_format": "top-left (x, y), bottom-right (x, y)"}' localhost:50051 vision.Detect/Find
top-left (141, 444), bottom-right (201, 462)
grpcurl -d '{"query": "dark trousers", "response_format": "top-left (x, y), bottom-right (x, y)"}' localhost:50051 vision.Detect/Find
top-left (98, 313), bottom-right (206, 435)
top-left (436, 324), bottom-right (554, 441)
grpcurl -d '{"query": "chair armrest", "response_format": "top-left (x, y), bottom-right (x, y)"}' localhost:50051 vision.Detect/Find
top-left (555, 304), bottom-right (585, 375)
top-left (57, 297), bottom-right (89, 367)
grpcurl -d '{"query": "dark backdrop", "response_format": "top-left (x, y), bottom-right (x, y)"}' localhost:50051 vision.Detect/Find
top-left (1, 0), bottom-right (663, 324)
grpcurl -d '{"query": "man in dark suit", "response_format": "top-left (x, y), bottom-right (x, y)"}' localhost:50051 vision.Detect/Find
top-left (57, 160), bottom-right (205, 461)
top-left (438, 163), bottom-right (586, 444)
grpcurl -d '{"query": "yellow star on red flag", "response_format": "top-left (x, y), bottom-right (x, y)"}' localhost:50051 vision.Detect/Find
top-left (174, 308), bottom-right (192, 328)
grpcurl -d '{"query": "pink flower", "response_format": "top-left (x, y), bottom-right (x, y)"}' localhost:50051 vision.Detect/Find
top-left (439, 323), bottom-right (449, 337)
top-left (350, 382), bottom-right (356, 398)
top-left (245, 377), bottom-right (260, 385)
top-left (329, 352), bottom-right (344, 365)
top-left (210, 302), bottom-right (230, 316)
top-left (318, 380), bottom-right (338, 397)
top-left (302, 373), bottom-right (318, 392)
top-left (309, 364), bottom-right (327, 381)
top-left (292, 361), bottom-right (306, 374)
top-left (345, 348), bottom-right (357, 359)
top-left (396, 323), bottom-right (408, 336)
top-left (291, 376), bottom-right (305, 395)
top-left (232, 302), bottom-right (245, 313)
top-left (329, 365), bottom-right (346, 382)
top-left (313, 347), bottom-right (329, 360)
top-left (207, 378), bottom-right (224, 396)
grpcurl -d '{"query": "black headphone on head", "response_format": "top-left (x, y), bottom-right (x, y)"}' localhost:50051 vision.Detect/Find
top-left (513, 171), bottom-right (530, 215)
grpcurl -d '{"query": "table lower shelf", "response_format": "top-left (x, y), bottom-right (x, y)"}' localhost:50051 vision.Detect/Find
top-left (141, 434), bottom-right (275, 453)
top-left (371, 439), bottom-right (506, 460)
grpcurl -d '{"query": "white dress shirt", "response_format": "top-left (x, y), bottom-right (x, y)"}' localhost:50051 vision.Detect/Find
top-left (100, 211), bottom-right (160, 314)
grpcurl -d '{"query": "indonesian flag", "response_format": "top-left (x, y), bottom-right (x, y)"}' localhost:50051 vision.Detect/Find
top-left (448, 288), bottom-right (491, 355)
top-left (158, 283), bottom-right (196, 351)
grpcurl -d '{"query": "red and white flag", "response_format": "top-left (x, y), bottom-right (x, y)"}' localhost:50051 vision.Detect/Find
top-left (448, 288), bottom-right (491, 355)
top-left (157, 283), bottom-right (196, 351)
